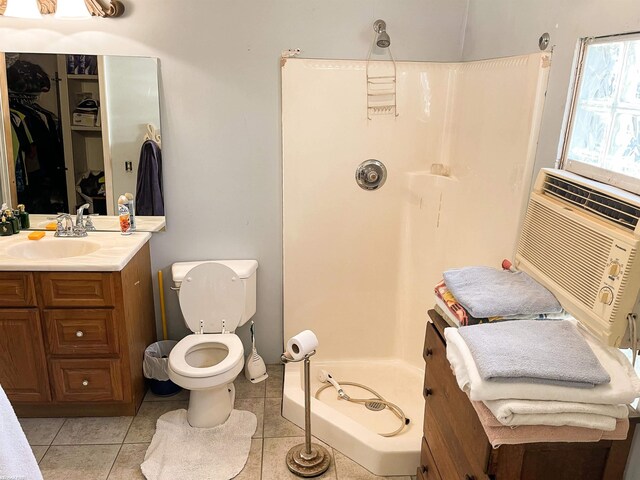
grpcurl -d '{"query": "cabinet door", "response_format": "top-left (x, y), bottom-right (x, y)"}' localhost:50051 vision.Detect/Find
top-left (0, 310), bottom-right (50, 403)
top-left (0, 272), bottom-right (36, 307)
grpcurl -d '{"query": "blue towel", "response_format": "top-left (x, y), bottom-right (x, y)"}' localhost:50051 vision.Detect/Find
top-left (458, 320), bottom-right (611, 388)
top-left (443, 266), bottom-right (562, 318)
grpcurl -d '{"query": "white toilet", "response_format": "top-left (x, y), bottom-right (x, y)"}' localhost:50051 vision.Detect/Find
top-left (168, 260), bottom-right (258, 428)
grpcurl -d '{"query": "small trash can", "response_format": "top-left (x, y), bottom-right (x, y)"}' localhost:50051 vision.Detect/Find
top-left (143, 340), bottom-right (182, 397)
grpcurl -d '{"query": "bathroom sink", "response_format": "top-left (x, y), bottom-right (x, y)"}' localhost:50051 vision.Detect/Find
top-left (7, 239), bottom-right (101, 260)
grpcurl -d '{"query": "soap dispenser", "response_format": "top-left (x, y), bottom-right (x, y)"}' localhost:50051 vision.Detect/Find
top-left (16, 204), bottom-right (30, 229)
top-left (3, 209), bottom-right (19, 234)
top-left (0, 215), bottom-right (14, 236)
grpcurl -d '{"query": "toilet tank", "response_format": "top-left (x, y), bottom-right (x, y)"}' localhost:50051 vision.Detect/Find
top-left (171, 260), bottom-right (258, 326)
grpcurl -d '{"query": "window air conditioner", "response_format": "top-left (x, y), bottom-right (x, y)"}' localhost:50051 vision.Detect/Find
top-left (515, 168), bottom-right (640, 347)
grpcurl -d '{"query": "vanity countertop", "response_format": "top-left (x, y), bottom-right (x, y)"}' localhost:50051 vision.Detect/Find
top-left (0, 231), bottom-right (152, 271)
top-left (28, 215), bottom-right (166, 233)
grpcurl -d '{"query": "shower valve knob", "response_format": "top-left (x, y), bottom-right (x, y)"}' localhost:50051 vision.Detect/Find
top-left (356, 159), bottom-right (387, 191)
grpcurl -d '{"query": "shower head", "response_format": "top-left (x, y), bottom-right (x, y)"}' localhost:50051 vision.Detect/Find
top-left (318, 370), bottom-right (349, 399)
top-left (373, 19), bottom-right (391, 48)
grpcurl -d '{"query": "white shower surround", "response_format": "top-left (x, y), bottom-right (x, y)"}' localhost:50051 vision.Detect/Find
top-left (282, 54), bottom-right (550, 476)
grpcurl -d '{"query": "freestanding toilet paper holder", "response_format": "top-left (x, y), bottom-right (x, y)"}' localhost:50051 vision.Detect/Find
top-left (281, 350), bottom-right (331, 477)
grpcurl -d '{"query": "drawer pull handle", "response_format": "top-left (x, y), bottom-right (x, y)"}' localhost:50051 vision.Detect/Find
top-left (82, 380), bottom-right (89, 387)
top-left (421, 465), bottom-right (428, 474)
top-left (424, 387), bottom-right (432, 397)
top-left (76, 330), bottom-right (84, 338)
top-left (425, 348), bottom-right (433, 357)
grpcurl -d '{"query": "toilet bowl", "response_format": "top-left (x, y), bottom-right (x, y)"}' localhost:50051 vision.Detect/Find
top-left (168, 260), bottom-right (258, 428)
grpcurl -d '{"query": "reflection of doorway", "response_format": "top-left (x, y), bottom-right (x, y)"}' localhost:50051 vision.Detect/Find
top-left (6, 53), bottom-right (68, 213)
top-left (56, 54), bottom-right (107, 215)
top-left (4, 53), bottom-right (108, 215)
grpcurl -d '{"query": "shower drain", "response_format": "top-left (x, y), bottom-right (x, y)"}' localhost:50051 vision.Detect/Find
top-left (365, 401), bottom-right (386, 412)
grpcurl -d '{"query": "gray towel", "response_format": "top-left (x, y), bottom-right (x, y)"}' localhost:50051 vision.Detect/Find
top-left (458, 320), bottom-right (611, 388)
top-left (443, 266), bottom-right (562, 318)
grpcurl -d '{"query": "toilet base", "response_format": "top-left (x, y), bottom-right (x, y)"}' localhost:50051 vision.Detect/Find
top-left (187, 383), bottom-right (236, 428)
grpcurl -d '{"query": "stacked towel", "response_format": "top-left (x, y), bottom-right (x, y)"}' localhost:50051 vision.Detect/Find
top-left (442, 266), bottom-right (562, 318)
top-left (483, 398), bottom-right (628, 430)
top-left (457, 320), bottom-right (610, 388)
top-left (444, 321), bottom-right (640, 444)
top-left (471, 400), bottom-right (630, 448)
top-left (434, 278), bottom-right (570, 327)
top-left (445, 322), bottom-right (640, 404)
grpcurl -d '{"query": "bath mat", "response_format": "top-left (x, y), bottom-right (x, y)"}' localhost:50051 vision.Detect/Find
top-left (141, 409), bottom-right (257, 480)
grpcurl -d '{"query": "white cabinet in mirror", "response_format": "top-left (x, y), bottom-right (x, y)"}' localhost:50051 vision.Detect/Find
top-left (0, 52), bottom-right (165, 232)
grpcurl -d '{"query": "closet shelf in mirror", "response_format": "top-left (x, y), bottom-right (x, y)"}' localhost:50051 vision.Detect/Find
top-left (71, 126), bottom-right (102, 133)
top-left (67, 74), bottom-right (99, 81)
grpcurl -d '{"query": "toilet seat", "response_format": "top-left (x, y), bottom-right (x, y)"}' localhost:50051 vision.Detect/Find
top-left (169, 333), bottom-right (243, 378)
top-left (178, 262), bottom-right (244, 334)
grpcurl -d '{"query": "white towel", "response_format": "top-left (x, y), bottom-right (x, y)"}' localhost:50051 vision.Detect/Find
top-left (483, 398), bottom-right (629, 430)
top-left (0, 385), bottom-right (43, 480)
top-left (141, 409), bottom-right (256, 480)
top-left (445, 325), bottom-right (640, 404)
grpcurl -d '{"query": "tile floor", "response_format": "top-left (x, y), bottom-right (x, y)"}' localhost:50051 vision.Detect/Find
top-left (20, 364), bottom-right (416, 480)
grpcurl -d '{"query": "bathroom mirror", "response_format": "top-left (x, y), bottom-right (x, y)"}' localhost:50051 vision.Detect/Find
top-left (0, 52), bottom-right (165, 231)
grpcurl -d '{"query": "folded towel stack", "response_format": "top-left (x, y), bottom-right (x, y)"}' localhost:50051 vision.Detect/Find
top-left (434, 267), bottom-right (571, 326)
top-left (444, 320), bottom-right (640, 446)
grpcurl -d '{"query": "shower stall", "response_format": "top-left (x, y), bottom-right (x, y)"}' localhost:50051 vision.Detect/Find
top-left (282, 53), bottom-right (550, 476)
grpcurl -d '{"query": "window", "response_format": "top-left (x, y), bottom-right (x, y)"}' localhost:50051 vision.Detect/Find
top-left (562, 33), bottom-right (640, 195)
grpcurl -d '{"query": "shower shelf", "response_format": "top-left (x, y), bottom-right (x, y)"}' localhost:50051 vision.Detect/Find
top-left (366, 65), bottom-right (398, 119)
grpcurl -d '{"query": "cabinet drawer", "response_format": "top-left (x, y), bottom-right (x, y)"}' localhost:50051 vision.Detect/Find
top-left (0, 272), bottom-right (36, 307)
top-left (39, 273), bottom-right (115, 308)
top-left (424, 323), bottom-right (489, 478)
top-left (418, 437), bottom-right (442, 480)
top-left (50, 359), bottom-right (123, 402)
top-left (44, 310), bottom-right (119, 356)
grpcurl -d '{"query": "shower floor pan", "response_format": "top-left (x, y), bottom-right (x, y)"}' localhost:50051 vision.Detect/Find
top-left (282, 359), bottom-right (424, 476)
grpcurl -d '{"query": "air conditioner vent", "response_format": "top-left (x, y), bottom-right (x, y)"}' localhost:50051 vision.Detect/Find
top-left (517, 200), bottom-right (612, 309)
top-left (542, 174), bottom-right (640, 231)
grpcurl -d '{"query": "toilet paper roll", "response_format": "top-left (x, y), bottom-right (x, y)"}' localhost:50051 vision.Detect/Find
top-left (286, 330), bottom-right (319, 360)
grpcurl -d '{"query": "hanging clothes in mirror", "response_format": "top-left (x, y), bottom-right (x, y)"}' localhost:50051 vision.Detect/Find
top-left (7, 57), bottom-right (68, 213)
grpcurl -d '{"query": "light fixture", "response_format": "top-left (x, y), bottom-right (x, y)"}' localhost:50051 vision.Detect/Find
top-left (54, 0), bottom-right (91, 19)
top-left (1, 0), bottom-right (125, 19)
top-left (3, 0), bottom-right (43, 19)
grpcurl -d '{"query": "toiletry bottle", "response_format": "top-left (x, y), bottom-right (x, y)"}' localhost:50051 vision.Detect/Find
top-left (125, 192), bottom-right (136, 231)
top-left (4, 209), bottom-right (19, 234)
top-left (0, 215), bottom-right (14, 236)
top-left (16, 204), bottom-right (30, 229)
top-left (118, 195), bottom-right (132, 235)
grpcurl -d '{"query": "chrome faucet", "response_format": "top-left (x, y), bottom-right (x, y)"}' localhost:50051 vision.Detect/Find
top-left (76, 203), bottom-right (95, 231)
top-left (54, 205), bottom-right (94, 237)
top-left (55, 214), bottom-right (80, 237)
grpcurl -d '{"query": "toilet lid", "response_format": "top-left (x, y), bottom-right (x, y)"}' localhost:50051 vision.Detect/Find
top-left (178, 262), bottom-right (244, 333)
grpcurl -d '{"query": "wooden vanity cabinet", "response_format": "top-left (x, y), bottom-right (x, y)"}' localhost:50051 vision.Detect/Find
top-left (419, 310), bottom-right (639, 480)
top-left (0, 243), bottom-right (156, 417)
